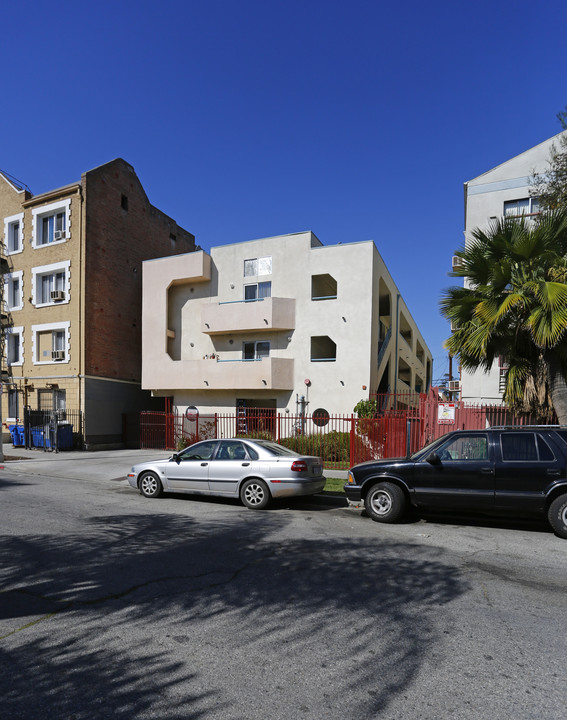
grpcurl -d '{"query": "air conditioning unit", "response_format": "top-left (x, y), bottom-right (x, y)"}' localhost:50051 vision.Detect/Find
top-left (51, 350), bottom-right (65, 361)
top-left (54, 230), bottom-right (65, 241)
top-left (51, 290), bottom-right (65, 302)
top-left (448, 380), bottom-right (460, 392)
top-left (452, 255), bottom-right (464, 269)
top-left (450, 321), bottom-right (459, 332)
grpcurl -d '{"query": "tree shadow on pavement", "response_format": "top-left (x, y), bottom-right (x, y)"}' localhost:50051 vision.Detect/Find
top-left (0, 512), bottom-right (469, 719)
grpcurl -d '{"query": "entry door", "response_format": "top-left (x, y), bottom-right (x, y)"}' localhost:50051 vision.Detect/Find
top-left (208, 440), bottom-right (255, 495)
top-left (165, 440), bottom-right (218, 492)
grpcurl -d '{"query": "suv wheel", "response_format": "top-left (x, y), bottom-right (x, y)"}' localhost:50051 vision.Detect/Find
top-left (365, 482), bottom-right (406, 523)
top-left (548, 494), bottom-right (567, 538)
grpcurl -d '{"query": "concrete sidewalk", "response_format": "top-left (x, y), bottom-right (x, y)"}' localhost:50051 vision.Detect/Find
top-left (0, 446), bottom-right (349, 481)
top-left (0, 447), bottom-right (173, 482)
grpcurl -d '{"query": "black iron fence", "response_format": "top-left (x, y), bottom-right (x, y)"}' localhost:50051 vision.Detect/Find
top-left (17, 408), bottom-right (84, 452)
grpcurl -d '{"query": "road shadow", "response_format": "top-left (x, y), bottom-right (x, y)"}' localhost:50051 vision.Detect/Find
top-left (0, 511), bottom-right (469, 718)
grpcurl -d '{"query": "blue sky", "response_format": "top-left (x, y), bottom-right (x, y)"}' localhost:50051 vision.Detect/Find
top-left (2, 0), bottom-right (566, 383)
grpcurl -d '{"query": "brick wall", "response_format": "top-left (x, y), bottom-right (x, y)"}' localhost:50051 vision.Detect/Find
top-left (83, 159), bottom-right (195, 382)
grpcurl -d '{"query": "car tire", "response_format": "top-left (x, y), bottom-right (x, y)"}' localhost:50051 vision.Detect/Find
top-left (365, 481), bottom-right (406, 523)
top-left (240, 478), bottom-right (271, 510)
top-left (548, 494), bottom-right (567, 538)
top-left (139, 471), bottom-right (163, 499)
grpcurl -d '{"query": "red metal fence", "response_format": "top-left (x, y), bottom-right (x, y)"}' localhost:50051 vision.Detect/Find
top-left (139, 392), bottom-right (556, 469)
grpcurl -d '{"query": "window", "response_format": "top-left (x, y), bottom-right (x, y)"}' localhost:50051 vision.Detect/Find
top-left (121, 194), bottom-right (129, 211)
top-left (38, 388), bottom-right (66, 411)
top-left (244, 256), bottom-right (272, 277)
top-left (242, 340), bottom-right (270, 360)
top-left (216, 440), bottom-right (249, 460)
top-left (7, 387), bottom-right (19, 419)
top-left (437, 434), bottom-right (488, 461)
top-left (32, 321), bottom-right (70, 364)
top-left (311, 336), bottom-right (336, 362)
top-left (504, 198), bottom-right (540, 217)
top-left (244, 281), bottom-right (271, 301)
top-left (311, 274), bottom-right (337, 300)
top-left (501, 433), bottom-right (554, 461)
top-left (180, 441), bottom-right (218, 461)
top-left (6, 327), bottom-right (23, 366)
top-left (32, 199), bottom-right (71, 248)
top-left (4, 212), bottom-right (23, 254)
top-left (4, 271), bottom-right (23, 311)
top-left (32, 261), bottom-right (70, 306)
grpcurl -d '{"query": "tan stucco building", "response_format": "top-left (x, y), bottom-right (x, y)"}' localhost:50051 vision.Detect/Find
top-left (142, 231), bottom-right (432, 417)
top-left (1, 160), bottom-right (195, 447)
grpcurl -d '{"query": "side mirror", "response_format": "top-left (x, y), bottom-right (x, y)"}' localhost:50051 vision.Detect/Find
top-left (426, 452), bottom-right (441, 465)
top-left (171, 453), bottom-right (180, 464)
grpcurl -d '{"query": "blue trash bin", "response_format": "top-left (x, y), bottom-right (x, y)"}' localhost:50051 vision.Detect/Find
top-left (32, 428), bottom-right (51, 449)
top-left (10, 425), bottom-right (25, 447)
top-left (57, 423), bottom-right (73, 450)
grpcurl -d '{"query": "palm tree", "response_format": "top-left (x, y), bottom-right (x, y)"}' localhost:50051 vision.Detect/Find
top-left (441, 209), bottom-right (567, 422)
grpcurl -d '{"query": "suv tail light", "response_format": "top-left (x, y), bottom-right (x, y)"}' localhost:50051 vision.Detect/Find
top-left (291, 460), bottom-right (308, 472)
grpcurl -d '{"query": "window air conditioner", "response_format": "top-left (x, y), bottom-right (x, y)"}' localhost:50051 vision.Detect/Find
top-left (54, 230), bottom-right (65, 241)
top-left (51, 290), bottom-right (65, 302)
top-left (52, 350), bottom-right (65, 361)
top-left (452, 255), bottom-right (464, 269)
top-left (448, 380), bottom-right (460, 392)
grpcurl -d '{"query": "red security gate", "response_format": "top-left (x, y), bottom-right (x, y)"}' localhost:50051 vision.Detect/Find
top-left (139, 393), bottom-right (557, 467)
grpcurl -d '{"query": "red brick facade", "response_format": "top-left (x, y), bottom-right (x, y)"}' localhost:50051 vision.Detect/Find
top-left (83, 159), bottom-right (195, 382)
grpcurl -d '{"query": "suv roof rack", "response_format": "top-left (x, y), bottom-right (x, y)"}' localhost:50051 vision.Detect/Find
top-left (487, 425), bottom-right (567, 430)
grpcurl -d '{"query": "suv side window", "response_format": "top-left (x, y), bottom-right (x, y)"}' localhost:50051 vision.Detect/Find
top-left (437, 434), bottom-right (488, 461)
top-left (500, 433), bottom-right (554, 461)
top-left (536, 434), bottom-right (555, 461)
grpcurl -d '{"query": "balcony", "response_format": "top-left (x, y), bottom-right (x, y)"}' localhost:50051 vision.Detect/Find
top-left (201, 297), bottom-right (295, 335)
top-left (143, 356), bottom-right (294, 391)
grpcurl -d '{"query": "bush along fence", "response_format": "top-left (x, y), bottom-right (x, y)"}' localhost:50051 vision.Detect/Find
top-left (139, 392), bottom-right (557, 469)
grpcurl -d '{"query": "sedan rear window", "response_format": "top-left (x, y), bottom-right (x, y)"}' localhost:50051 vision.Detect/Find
top-left (253, 440), bottom-right (298, 457)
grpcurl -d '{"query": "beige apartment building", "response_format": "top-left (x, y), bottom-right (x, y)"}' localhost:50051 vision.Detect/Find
top-left (458, 131), bottom-right (566, 404)
top-left (142, 231), bottom-right (432, 417)
top-left (0, 160), bottom-right (195, 447)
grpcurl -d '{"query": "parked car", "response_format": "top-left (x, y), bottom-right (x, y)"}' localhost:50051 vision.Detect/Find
top-left (344, 427), bottom-right (567, 538)
top-left (127, 438), bottom-right (326, 509)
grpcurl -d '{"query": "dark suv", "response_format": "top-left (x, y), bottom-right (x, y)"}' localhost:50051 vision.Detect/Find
top-left (344, 427), bottom-right (567, 538)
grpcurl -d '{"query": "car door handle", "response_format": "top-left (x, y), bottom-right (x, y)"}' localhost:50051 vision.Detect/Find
top-left (480, 467), bottom-right (494, 475)
top-left (200, 462), bottom-right (208, 467)
top-left (547, 469), bottom-right (560, 476)
top-left (241, 462), bottom-right (250, 467)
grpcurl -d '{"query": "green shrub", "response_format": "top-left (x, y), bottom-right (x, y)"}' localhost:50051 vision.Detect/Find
top-left (279, 431), bottom-right (353, 463)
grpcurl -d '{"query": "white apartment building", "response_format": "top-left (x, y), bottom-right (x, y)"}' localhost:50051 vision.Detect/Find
top-left (460, 131), bottom-right (566, 404)
top-left (142, 231), bottom-right (432, 417)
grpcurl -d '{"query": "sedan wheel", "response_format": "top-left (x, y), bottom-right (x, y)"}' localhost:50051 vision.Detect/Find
top-left (139, 472), bottom-right (163, 499)
top-left (241, 478), bottom-right (270, 510)
top-left (364, 481), bottom-right (406, 523)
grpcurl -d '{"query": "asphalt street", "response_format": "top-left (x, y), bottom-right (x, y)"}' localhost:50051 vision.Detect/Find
top-left (0, 449), bottom-right (566, 719)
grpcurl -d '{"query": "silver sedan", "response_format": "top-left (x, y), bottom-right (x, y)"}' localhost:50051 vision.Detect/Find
top-left (127, 438), bottom-right (326, 509)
